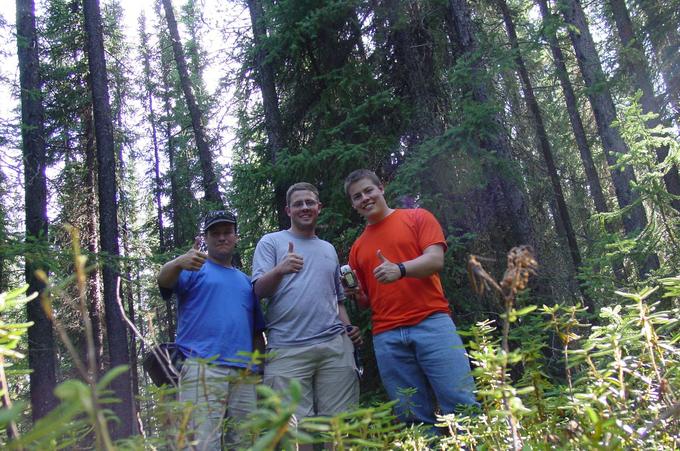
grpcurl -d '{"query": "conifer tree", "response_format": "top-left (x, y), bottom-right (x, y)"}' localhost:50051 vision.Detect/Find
top-left (16, 0), bottom-right (58, 420)
top-left (635, 0), bottom-right (680, 123)
top-left (160, 0), bottom-right (221, 205)
top-left (103, 0), bottom-right (142, 414)
top-left (446, 0), bottom-right (535, 250)
top-left (83, 0), bottom-right (134, 437)
top-left (607, 0), bottom-right (680, 212)
top-left (137, 12), bottom-right (175, 337)
top-left (246, 0), bottom-right (288, 229)
top-left (496, 0), bottom-right (590, 307)
top-left (40, 0), bottom-right (105, 373)
top-left (156, 1), bottom-right (201, 248)
top-left (559, 0), bottom-right (659, 275)
top-left (536, 0), bottom-right (608, 215)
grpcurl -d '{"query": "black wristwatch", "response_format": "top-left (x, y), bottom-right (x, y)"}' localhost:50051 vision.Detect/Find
top-left (397, 262), bottom-right (406, 279)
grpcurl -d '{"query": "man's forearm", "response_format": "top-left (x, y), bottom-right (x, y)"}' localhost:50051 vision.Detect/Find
top-left (253, 268), bottom-right (284, 298)
top-left (338, 303), bottom-right (352, 325)
top-left (157, 259), bottom-right (183, 289)
top-left (402, 246), bottom-right (444, 278)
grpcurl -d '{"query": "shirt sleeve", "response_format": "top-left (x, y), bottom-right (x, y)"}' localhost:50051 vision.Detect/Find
top-left (348, 243), bottom-right (367, 295)
top-left (159, 269), bottom-right (191, 301)
top-left (416, 209), bottom-right (448, 253)
top-left (348, 244), bottom-right (358, 280)
top-left (251, 235), bottom-right (277, 283)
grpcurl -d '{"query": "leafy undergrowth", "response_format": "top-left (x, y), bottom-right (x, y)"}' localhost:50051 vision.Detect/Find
top-left (2, 275), bottom-right (679, 449)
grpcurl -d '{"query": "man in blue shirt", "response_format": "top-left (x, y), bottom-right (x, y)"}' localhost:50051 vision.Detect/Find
top-left (158, 210), bottom-right (265, 450)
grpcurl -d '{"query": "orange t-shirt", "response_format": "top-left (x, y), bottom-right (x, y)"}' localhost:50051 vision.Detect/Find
top-left (349, 209), bottom-right (451, 335)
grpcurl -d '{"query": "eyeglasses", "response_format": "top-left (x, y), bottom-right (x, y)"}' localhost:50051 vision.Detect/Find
top-left (290, 199), bottom-right (319, 209)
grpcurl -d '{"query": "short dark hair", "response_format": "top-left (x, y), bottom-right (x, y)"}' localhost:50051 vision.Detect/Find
top-left (344, 169), bottom-right (382, 196)
top-left (203, 210), bottom-right (237, 233)
top-left (286, 182), bottom-right (319, 205)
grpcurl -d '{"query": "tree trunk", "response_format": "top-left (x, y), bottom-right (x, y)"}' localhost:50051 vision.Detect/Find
top-left (497, 0), bottom-right (592, 309)
top-left (83, 105), bottom-right (104, 374)
top-left (114, 68), bottom-right (141, 427)
top-left (636, 0), bottom-right (680, 123)
top-left (139, 14), bottom-right (175, 338)
top-left (246, 0), bottom-right (288, 229)
top-left (158, 33), bottom-right (181, 338)
top-left (82, 0), bottom-right (134, 438)
top-left (120, 219), bottom-right (140, 420)
top-left (16, 0), bottom-right (58, 421)
top-left (157, 26), bottom-right (184, 253)
top-left (447, 0), bottom-right (534, 250)
top-left (138, 15), bottom-right (167, 253)
top-left (382, 0), bottom-right (446, 145)
top-left (134, 256), bottom-right (147, 434)
top-left (536, 0), bottom-right (608, 214)
top-left (0, 208), bottom-right (6, 293)
top-left (161, 0), bottom-right (222, 205)
top-left (609, 0), bottom-right (680, 212)
top-left (537, 0), bottom-right (628, 281)
top-left (559, 0), bottom-right (659, 274)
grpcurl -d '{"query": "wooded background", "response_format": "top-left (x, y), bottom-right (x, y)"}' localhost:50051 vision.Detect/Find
top-left (1, 0), bottom-right (679, 446)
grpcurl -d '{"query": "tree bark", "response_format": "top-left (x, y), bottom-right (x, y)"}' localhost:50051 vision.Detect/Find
top-left (609, 0), bottom-right (680, 212)
top-left (161, 0), bottom-right (222, 205)
top-left (16, 0), bottom-right (58, 421)
top-left (497, 0), bottom-right (592, 309)
top-left (559, 0), bottom-right (659, 274)
top-left (83, 105), bottom-right (104, 374)
top-left (82, 0), bottom-right (134, 438)
top-left (246, 0), bottom-right (288, 228)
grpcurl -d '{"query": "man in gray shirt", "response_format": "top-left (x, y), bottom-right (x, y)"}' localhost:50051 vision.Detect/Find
top-left (252, 182), bottom-right (360, 447)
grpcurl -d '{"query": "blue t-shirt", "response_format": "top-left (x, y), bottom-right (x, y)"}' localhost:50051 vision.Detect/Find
top-left (172, 260), bottom-right (265, 368)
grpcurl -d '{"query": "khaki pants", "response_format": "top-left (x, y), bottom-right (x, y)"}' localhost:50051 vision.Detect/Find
top-left (179, 359), bottom-right (256, 450)
top-left (264, 333), bottom-right (359, 420)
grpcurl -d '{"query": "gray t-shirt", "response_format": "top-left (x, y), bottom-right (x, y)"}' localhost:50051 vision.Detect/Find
top-left (252, 230), bottom-right (346, 348)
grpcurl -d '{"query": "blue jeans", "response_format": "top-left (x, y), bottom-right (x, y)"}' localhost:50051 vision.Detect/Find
top-left (373, 313), bottom-right (477, 426)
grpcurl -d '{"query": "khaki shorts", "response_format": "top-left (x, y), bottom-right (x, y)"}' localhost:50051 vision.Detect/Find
top-left (264, 333), bottom-right (359, 418)
top-left (179, 359), bottom-right (256, 450)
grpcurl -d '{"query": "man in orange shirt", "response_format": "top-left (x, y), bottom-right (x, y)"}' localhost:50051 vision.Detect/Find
top-left (344, 169), bottom-right (477, 428)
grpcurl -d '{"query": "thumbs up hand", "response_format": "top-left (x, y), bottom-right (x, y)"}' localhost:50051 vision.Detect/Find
top-left (177, 235), bottom-right (208, 271)
top-left (373, 249), bottom-right (402, 284)
top-left (277, 241), bottom-right (304, 275)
